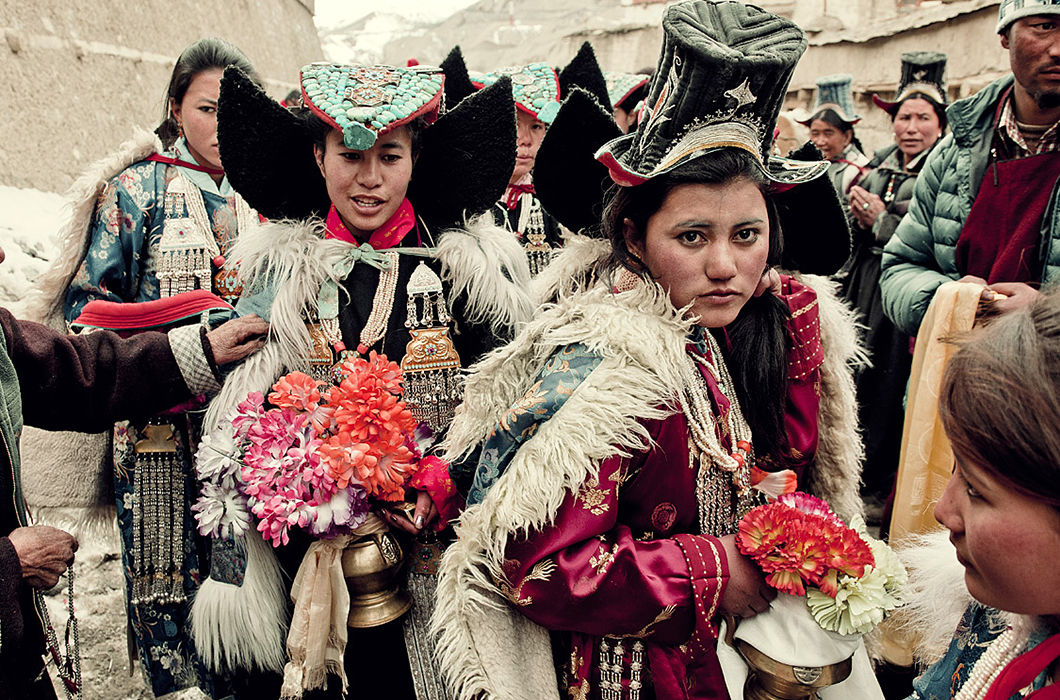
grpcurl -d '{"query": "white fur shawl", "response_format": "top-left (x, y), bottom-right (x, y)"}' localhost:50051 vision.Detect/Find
top-left (432, 242), bottom-right (867, 700)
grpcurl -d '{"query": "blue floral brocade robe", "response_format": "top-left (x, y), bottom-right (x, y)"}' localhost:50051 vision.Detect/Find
top-left (63, 142), bottom-right (244, 697)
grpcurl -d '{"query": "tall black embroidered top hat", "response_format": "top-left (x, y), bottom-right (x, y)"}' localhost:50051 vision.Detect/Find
top-left (872, 52), bottom-right (948, 114)
top-left (533, 0), bottom-right (851, 275)
top-left (216, 62), bottom-right (515, 227)
top-left (595, 0), bottom-right (828, 188)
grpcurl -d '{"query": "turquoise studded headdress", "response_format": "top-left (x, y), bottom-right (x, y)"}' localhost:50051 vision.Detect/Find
top-left (217, 65), bottom-right (516, 226)
top-left (605, 71), bottom-right (651, 111)
top-left (300, 62), bottom-right (445, 150)
top-left (471, 63), bottom-right (561, 124)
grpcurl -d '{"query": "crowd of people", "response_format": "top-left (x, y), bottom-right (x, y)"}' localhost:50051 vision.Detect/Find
top-left (2, 0), bottom-right (1060, 699)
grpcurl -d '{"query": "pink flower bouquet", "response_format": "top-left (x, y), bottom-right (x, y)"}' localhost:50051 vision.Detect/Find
top-left (193, 352), bottom-right (440, 546)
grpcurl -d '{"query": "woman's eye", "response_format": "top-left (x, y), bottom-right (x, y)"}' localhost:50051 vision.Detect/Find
top-left (965, 484), bottom-right (982, 499)
top-left (678, 230), bottom-right (703, 243)
top-left (340, 152), bottom-right (361, 161)
top-left (734, 228), bottom-right (760, 243)
top-left (199, 106), bottom-right (216, 114)
top-left (382, 154), bottom-right (401, 163)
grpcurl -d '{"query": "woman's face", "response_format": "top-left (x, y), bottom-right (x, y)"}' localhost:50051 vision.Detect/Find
top-left (934, 452), bottom-right (1060, 616)
top-left (809, 118), bottom-right (853, 161)
top-left (893, 97), bottom-right (942, 160)
top-left (314, 126), bottom-right (414, 240)
top-left (626, 179), bottom-right (770, 328)
top-left (510, 110), bottom-right (546, 184)
top-left (170, 67), bottom-right (224, 171)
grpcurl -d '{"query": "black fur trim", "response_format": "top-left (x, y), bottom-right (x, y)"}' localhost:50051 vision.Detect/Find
top-left (534, 88), bottom-right (622, 234)
top-left (217, 66), bottom-right (330, 221)
top-left (558, 41), bottom-right (612, 112)
top-left (773, 141), bottom-right (851, 275)
top-left (409, 77), bottom-right (516, 228)
top-left (440, 45), bottom-right (477, 108)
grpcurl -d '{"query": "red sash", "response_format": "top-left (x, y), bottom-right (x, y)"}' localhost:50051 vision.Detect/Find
top-left (956, 150), bottom-right (1060, 284)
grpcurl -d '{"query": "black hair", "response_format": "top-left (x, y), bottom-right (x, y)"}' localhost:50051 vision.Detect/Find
top-left (890, 93), bottom-right (948, 133)
top-left (600, 149), bottom-right (792, 464)
top-left (283, 88), bottom-right (303, 108)
top-left (156, 38), bottom-right (260, 148)
top-left (304, 111), bottom-right (428, 157)
top-left (809, 108), bottom-right (865, 156)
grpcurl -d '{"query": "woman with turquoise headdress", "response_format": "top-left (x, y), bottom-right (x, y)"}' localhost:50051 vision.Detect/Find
top-left (605, 70), bottom-right (651, 133)
top-left (432, 2), bottom-right (867, 698)
top-left (187, 61), bottom-right (526, 699)
top-left (474, 63), bottom-right (564, 276)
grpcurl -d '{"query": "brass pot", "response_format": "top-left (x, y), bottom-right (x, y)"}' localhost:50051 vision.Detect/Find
top-left (341, 523), bottom-right (411, 628)
top-left (736, 639), bottom-right (853, 700)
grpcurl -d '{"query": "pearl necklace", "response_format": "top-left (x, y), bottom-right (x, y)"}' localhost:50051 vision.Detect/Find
top-left (955, 627), bottom-right (1024, 700)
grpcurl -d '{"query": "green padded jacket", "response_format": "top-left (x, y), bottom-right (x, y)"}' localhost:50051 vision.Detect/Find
top-left (880, 74), bottom-right (1060, 335)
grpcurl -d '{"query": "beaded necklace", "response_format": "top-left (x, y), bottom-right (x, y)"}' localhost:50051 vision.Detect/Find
top-left (684, 330), bottom-right (756, 537)
top-left (157, 170), bottom-right (255, 298)
top-left (495, 191), bottom-right (554, 277)
top-left (34, 571), bottom-right (82, 699)
top-left (955, 627), bottom-right (1025, 700)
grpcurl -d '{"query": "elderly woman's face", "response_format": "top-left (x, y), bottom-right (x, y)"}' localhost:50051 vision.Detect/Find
top-left (893, 97), bottom-right (942, 160)
top-left (809, 118), bottom-right (852, 161)
top-left (935, 451), bottom-right (1060, 617)
top-left (625, 179), bottom-right (769, 328)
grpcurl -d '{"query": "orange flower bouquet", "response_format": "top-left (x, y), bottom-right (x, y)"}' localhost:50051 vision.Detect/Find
top-left (716, 492), bottom-right (905, 698)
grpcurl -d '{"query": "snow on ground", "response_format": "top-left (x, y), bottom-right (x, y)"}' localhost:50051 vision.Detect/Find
top-left (0, 185), bottom-right (64, 315)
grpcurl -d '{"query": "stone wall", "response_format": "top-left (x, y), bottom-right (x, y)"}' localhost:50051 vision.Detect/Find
top-left (0, 0), bottom-right (323, 193)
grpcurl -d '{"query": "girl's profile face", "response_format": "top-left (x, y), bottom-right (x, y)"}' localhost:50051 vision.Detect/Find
top-left (934, 453), bottom-right (1060, 617)
top-left (625, 179), bottom-right (769, 328)
top-left (510, 110), bottom-right (546, 185)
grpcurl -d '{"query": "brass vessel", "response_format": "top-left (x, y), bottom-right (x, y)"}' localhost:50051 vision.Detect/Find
top-left (736, 639), bottom-right (853, 700)
top-left (341, 522), bottom-right (411, 628)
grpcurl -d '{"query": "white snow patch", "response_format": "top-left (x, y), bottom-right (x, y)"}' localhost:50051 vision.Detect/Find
top-left (0, 185), bottom-right (64, 315)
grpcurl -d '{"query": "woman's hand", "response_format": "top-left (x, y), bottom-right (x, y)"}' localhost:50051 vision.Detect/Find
top-left (848, 186), bottom-right (885, 229)
top-left (205, 315), bottom-right (269, 365)
top-left (717, 534), bottom-right (775, 618)
top-left (382, 489), bottom-right (439, 534)
top-left (753, 267), bottom-right (781, 298)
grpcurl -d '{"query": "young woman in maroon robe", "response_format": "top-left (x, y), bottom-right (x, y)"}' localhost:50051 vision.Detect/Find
top-left (432, 2), bottom-right (865, 699)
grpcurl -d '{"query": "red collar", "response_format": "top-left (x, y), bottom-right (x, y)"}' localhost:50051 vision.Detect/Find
top-left (146, 153), bottom-right (224, 176)
top-left (325, 199), bottom-right (416, 249)
top-left (505, 183), bottom-right (536, 210)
